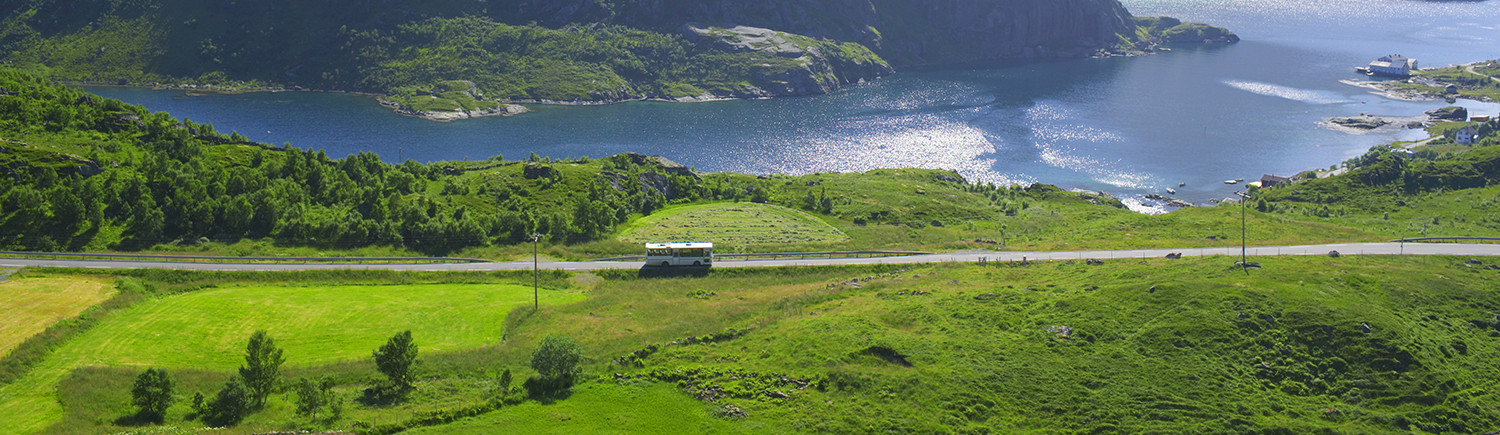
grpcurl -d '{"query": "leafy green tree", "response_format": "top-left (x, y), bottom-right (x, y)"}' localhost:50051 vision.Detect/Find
top-left (530, 335), bottom-right (582, 389)
top-left (294, 376), bottom-right (341, 421)
top-left (238, 330), bottom-right (285, 410)
top-left (373, 330), bottom-right (419, 394)
top-left (204, 378), bottom-right (250, 427)
top-left (130, 367), bottom-right (174, 423)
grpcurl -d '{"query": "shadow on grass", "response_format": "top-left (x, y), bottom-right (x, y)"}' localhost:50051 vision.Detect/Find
top-left (636, 266), bottom-right (711, 278)
top-left (112, 411), bottom-right (162, 427)
top-left (523, 376), bottom-right (575, 405)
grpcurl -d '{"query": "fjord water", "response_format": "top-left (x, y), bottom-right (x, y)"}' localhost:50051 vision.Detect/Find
top-left (82, 0), bottom-right (1500, 210)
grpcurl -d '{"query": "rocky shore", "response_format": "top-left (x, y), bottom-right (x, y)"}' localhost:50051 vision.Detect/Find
top-left (1319, 114), bottom-right (1427, 134)
top-left (1322, 105), bottom-right (1474, 135)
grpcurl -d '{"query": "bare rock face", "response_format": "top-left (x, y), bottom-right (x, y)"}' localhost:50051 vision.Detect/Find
top-left (684, 24), bottom-right (893, 96)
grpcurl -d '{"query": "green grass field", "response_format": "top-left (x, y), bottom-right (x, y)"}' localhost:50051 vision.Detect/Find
top-left (618, 202), bottom-right (849, 248)
top-left (0, 276), bottom-right (115, 356)
top-left (403, 382), bottom-right (753, 434)
top-left (6, 257), bottom-right (1500, 433)
top-left (0, 282), bottom-right (583, 435)
top-left (56, 283), bottom-right (573, 369)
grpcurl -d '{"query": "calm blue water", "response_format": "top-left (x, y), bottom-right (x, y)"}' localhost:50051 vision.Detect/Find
top-left (81, 0), bottom-right (1500, 211)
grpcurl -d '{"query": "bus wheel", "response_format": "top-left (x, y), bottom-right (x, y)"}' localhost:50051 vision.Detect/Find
top-left (661, 261), bottom-right (671, 267)
top-left (693, 261), bottom-right (702, 267)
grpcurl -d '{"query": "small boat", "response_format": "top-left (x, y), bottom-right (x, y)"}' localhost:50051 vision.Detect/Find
top-left (1178, 182), bottom-right (1186, 187)
top-left (1355, 66), bottom-right (1371, 75)
top-left (1166, 188), bottom-right (1177, 194)
top-left (1235, 178), bottom-right (1244, 182)
top-left (1224, 179), bottom-right (1238, 185)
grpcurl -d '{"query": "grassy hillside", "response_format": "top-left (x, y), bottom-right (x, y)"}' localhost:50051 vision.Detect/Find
top-left (2, 256), bottom-right (1497, 433)
top-left (1256, 118), bottom-right (1500, 236)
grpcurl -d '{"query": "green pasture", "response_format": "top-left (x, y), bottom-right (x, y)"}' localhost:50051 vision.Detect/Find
top-left (0, 282), bottom-right (582, 435)
top-left (7, 257), bottom-right (1500, 433)
top-left (403, 382), bottom-right (752, 434)
top-left (618, 202), bottom-right (849, 248)
top-left (61, 283), bottom-right (577, 369)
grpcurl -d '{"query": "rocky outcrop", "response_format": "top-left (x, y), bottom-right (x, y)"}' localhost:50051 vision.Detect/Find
top-left (684, 24), bottom-right (892, 97)
top-left (1136, 17), bottom-right (1239, 45)
top-left (1426, 106), bottom-right (1469, 122)
top-left (523, 163), bottom-right (556, 179)
top-left (380, 99), bottom-right (530, 122)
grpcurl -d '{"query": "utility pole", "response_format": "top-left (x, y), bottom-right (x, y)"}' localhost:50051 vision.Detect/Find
top-left (1233, 191), bottom-right (1249, 273)
top-left (532, 232), bottom-right (540, 311)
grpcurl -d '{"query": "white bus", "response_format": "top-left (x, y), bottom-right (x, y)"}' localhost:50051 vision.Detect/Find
top-left (645, 242), bottom-right (713, 267)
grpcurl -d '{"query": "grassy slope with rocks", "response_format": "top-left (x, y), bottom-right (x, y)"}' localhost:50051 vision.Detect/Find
top-left (4, 256), bottom-right (1498, 434)
top-left (1255, 118), bottom-right (1500, 237)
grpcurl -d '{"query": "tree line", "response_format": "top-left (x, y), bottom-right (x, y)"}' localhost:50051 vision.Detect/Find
top-left (129, 329), bottom-right (581, 429)
top-left (0, 70), bottom-right (744, 255)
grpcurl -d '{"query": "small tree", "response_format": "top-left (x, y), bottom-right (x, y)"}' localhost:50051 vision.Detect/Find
top-left (239, 330), bottom-right (285, 410)
top-left (294, 377), bottom-right (341, 421)
top-left (190, 392), bottom-right (207, 415)
top-left (130, 368), bottom-right (174, 423)
top-left (498, 368), bottom-right (513, 395)
top-left (530, 335), bottom-right (582, 391)
top-left (204, 379), bottom-right (250, 427)
top-left (374, 330), bottom-right (419, 394)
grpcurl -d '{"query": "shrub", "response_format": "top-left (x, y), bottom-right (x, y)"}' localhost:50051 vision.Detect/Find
top-left (204, 379), bottom-right (250, 427)
top-left (294, 377), bottom-right (342, 422)
top-left (528, 335), bottom-right (582, 396)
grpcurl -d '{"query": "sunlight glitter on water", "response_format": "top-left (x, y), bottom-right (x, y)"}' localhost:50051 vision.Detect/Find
top-left (1222, 80), bottom-right (1349, 104)
top-left (1025, 102), bottom-right (1154, 190)
top-left (774, 113), bottom-right (1031, 186)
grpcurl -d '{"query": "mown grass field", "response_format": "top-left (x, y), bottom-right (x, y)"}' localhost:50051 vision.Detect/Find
top-left (7, 256), bottom-right (1498, 434)
top-left (617, 202), bottom-right (849, 248)
top-left (0, 281), bottom-right (583, 435)
top-left (0, 276), bottom-right (114, 356)
top-left (57, 283), bottom-right (578, 369)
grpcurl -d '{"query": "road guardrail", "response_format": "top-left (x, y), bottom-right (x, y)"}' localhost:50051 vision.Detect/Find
top-left (1391, 237), bottom-right (1500, 243)
top-left (594, 250), bottom-right (931, 262)
top-left (0, 251), bottom-right (490, 264)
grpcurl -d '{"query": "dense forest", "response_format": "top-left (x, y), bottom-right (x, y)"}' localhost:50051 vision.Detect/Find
top-left (0, 69), bottom-right (724, 254)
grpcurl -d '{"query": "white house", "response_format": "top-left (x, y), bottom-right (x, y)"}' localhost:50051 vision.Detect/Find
top-left (1455, 125), bottom-right (1479, 145)
top-left (1368, 55), bottom-right (1417, 77)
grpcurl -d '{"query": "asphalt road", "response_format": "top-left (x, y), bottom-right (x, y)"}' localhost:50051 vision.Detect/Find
top-left (2, 243), bottom-right (1498, 272)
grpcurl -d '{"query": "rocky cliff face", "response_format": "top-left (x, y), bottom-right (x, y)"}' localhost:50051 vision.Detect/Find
top-left (684, 25), bottom-right (892, 97)
top-left (500, 0), bottom-right (1139, 65)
